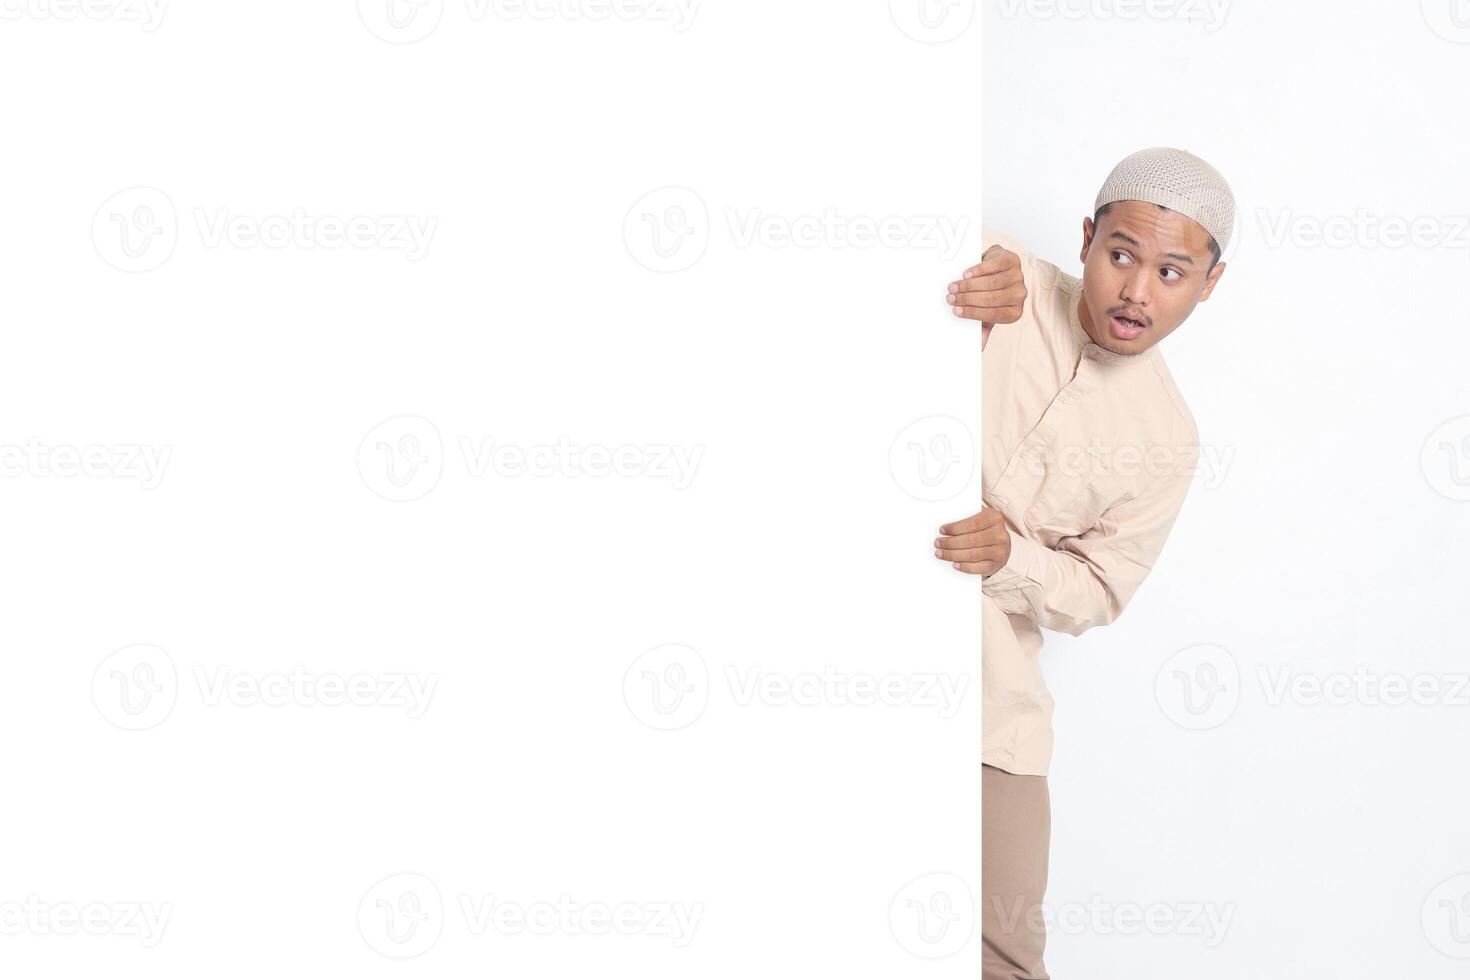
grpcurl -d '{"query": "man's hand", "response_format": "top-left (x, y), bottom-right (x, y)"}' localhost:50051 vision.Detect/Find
top-left (935, 508), bottom-right (1011, 575)
top-left (948, 246), bottom-right (1027, 347)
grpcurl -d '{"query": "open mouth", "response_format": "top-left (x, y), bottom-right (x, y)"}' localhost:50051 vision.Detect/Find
top-left (1109, 315), bottom-right (1147, 341)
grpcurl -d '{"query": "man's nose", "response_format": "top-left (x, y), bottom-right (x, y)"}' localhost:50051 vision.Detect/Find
top-left (1121, 268), bottom-right (1151, 307)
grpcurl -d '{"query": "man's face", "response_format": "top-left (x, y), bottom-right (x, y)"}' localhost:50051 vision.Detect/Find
top-left (1077, 201), bottom-right (1226, 355)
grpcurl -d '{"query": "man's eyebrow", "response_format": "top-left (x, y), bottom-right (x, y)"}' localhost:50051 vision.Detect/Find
top-left (1107, 230), bottom-right (1196, 265)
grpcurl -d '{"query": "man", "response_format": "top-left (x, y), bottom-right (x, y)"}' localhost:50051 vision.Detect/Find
top-left (935, 147), bottom-right (1233, 978)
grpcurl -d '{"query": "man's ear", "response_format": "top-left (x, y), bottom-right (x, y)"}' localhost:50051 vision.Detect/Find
top-left (1198, 261), bottom-right (1226, 302)
top-left (1079, 217), bottom-right (1095, 265)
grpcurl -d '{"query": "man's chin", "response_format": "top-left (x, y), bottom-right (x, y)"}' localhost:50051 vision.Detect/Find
top-left (1097, 337), bottom-right (1142, 356)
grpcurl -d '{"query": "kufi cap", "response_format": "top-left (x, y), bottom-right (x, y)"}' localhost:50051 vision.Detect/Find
top-left (1095, 147), bottom-right (1235, 253)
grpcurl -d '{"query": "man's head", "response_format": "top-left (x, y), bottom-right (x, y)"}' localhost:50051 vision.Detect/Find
top-left (1078, 147), bottom-right (1234, 355)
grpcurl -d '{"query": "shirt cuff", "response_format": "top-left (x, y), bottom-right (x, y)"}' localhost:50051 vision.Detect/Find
top-left (982, 527), bottom-right (1043, 596)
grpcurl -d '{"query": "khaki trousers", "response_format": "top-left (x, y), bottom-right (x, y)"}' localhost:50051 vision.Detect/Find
top-left (982, 763), bottom-right (1051, 979)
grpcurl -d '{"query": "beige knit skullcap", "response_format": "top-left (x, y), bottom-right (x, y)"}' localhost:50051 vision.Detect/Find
top-left (1094, 147), bottom-right (1236, 254)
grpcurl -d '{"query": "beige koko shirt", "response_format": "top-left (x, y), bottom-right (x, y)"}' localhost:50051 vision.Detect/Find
top-left (981, 227), bottom-right (1200, 776)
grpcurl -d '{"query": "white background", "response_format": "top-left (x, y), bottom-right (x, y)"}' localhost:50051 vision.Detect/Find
top-left (0, 1), bottom-right (984, 977)
top-left (986, 1), bottom-right (1470, 976)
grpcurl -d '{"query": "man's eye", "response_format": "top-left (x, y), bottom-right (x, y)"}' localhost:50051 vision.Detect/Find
top-left (1160, 268), bottom-right (1182, 282)
top-left (1111, 250), bottom-right (1132, 265)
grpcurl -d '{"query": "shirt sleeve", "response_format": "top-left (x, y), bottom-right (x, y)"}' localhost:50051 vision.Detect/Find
top-left (978, 227), bottom-right (1039, 353)
top-left (980, 443), bottom-right (1200, 636)
top-left (980, 226), bottom-right (1035, 278)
